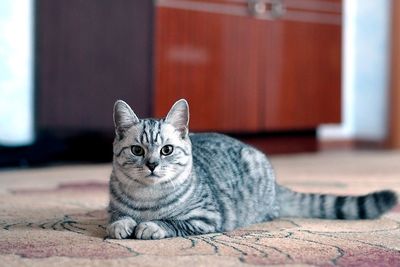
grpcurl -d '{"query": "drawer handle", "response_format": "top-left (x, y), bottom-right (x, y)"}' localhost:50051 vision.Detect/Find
top-left (248, 0), bottom-right (285, 19)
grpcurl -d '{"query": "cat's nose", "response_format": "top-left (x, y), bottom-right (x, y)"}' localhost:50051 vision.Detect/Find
top-left (146, 162), bottom-right (158, 172)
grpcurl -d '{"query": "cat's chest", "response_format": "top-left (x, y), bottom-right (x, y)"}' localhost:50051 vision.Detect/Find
top-left (129, 192), bottom-right (195, 221)
top-left (131, 182), bottom-right (199, 220)
top-left (135, 210), bottom-right (165, 221)
top-left (133, 202), bottom-right (192, 221)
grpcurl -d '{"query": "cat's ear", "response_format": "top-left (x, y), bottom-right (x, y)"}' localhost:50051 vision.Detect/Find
top-left (165, 99), bottom-right (189, 138)
top-left (113, 100), bottom-right (139, 137)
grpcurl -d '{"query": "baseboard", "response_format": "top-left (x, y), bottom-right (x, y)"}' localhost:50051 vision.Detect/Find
top-left (231, 130), bottom-right (318, 155)
top-left (319, 139), bottom-right (386, 151)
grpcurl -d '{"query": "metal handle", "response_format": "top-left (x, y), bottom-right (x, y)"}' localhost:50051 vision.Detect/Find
top-left (248, 0), bottom-right (285, 19)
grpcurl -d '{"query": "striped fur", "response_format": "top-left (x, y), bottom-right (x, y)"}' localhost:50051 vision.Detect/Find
top-left (277, 187), bottom-right (397, 220)
top-left (107, 99), bottom-right (399, 239)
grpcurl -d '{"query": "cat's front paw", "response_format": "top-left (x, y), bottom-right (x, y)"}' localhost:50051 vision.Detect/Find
top-left (107, 217), bottom-right (137, 239)
top-left (134, 221), bottom-right (168, 240)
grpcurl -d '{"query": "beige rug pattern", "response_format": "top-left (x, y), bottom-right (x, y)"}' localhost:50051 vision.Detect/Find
top-left (1, 151), bottom-right (400, 267)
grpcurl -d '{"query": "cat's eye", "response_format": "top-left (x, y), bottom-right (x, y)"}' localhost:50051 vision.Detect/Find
top-left (131, 145), bottom-right (144, 156)
top-left (160, 145), bottom-right (174, 156)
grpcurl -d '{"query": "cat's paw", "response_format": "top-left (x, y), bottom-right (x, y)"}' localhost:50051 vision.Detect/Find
top-left (107, 217), bottom-right (137, 239)
top-left (134, 221), bottom-right (168, 240)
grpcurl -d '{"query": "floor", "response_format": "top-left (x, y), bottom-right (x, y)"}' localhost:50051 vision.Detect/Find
top-left (0, 151), bottom-right (400, 267)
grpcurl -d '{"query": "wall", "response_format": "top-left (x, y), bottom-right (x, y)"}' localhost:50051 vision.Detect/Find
top-left (318, 0), bottom-right (391, 141)
top-left (0, 0), bottom-right (34, 146)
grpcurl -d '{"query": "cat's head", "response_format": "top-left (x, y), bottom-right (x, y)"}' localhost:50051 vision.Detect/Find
top-left (112, 99), bottom-right (192, 185)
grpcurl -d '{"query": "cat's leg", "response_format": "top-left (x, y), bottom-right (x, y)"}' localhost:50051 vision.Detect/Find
top-left (134, 219), bottom-right (217, 239)
top-left (107, 216), bottom-right (137, 239)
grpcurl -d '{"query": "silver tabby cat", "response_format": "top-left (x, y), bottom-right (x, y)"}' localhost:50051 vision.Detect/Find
top-left (107, 99), bottom-right (398, 239)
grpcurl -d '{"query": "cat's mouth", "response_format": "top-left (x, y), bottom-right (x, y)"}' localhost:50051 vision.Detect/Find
top-left (145, 173), bottom-right (161, 178)
top-left (140, 173), bottom-right (165, 185)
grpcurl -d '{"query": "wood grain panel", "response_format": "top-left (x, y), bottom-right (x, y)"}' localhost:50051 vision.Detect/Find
top-left (154, 7), bottom-right (265, 131)
top-left (262, 19), bottom-right (341, 130)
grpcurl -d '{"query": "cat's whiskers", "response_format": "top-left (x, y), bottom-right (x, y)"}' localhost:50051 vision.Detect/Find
top-left (167, 174), bottom-right (176, 191)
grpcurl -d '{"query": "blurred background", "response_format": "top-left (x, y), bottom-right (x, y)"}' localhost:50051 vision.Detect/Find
top-left (0, 0), bottom-right (399, 167)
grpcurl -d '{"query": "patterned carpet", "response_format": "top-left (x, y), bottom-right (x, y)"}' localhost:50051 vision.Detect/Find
top-left (1, 151), bottom-right (400, 267)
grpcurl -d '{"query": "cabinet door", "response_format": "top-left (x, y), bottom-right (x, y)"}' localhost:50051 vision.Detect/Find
top-left (261, 0), bottom-right (342, 130)
top-left (154, 1), bottom-right (264, 132)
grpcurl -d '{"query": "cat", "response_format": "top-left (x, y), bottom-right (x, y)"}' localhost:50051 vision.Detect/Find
top-left (107, 99), bottom-right (398, 240)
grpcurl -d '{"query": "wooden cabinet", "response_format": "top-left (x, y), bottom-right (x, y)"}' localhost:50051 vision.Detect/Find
top-left (34, 0), bottom-right (342, 159)
top-left (154, 0), bottom-right (342, 132)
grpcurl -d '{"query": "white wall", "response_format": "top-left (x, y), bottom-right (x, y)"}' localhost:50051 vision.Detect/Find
top-left (0, 0), bottom-right (34, 146)
top-left (318, 0), bottom-right (391, 141)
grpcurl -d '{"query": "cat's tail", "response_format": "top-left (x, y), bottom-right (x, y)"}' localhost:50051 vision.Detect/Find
top-left (277, 186), bottom-right (398, 219)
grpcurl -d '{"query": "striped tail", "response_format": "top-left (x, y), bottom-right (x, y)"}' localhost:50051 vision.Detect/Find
top-left (277, 186), bottom-right (398, 220)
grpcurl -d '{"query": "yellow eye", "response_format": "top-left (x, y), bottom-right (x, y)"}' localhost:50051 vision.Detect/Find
top-left (161, 145), bottom-right (174, 156)
top-left (131, 145), bottom-right (144, 156)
